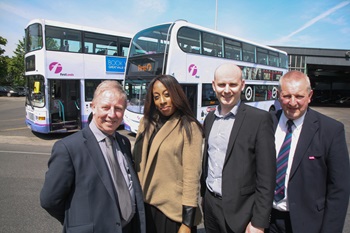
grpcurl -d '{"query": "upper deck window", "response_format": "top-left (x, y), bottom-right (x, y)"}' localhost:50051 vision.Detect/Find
top-left (25, 23), bottom-right (43, 53)
top-left (177, 27), bottom-right (201, 54)
top-left (129, 24), bottom-right (170, 57)
top-left (45, 26), bottom-right (81, 53)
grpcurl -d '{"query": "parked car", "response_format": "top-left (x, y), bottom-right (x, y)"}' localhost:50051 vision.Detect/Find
top-left (14, 86), bottom-right (27, 96)
top-left (0, 86), bottom-right (7, 96)
top-left (0, 86), bottom-right (19, 97)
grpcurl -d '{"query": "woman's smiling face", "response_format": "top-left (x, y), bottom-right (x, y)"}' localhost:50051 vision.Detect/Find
top-left (152, 80), bottom-right (176, 117)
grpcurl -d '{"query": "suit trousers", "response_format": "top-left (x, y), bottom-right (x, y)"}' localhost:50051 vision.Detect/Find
top-left (265, 209), bottom-right (293, 233)
top-left (203, 189), bottom-right (234, 233)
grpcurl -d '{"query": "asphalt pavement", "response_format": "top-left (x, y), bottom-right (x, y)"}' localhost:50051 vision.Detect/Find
top-left (0, 97), bottom-right (349, 232)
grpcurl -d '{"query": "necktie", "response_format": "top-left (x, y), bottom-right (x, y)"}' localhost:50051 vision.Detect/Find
top-left (105, 136), bottom-right (133, 221)
top-left (274, 120), bottom-right (294, 202)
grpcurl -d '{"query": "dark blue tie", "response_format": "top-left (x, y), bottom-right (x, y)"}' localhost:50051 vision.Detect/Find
top-left (274, 120), bottom-right (294, 202)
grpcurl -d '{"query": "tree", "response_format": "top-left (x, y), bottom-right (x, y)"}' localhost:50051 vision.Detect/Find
top-left (0, 36), bottom-right (9, 85)
top-left (7, 37), bottom-right (25, 86)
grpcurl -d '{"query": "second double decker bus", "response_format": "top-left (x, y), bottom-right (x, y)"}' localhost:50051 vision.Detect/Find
top-left (24, 19), bottom-right (132, 133)
top-left (124, 20), bottom-right (288, 133)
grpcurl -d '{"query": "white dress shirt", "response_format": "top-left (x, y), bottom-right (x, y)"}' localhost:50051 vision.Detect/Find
top-left (273, 112), bottom-right (306, 211)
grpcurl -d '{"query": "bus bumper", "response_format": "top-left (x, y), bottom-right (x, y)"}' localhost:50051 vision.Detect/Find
top-left (25, 119), bottom-right (50, 134)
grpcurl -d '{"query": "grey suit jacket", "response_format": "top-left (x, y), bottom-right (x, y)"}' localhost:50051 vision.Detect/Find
top-left (201, 103), bottom-right (276, 233)
top-left (40, 126), bottom-right (146, 233)
top-left (272, 108), bottom-right (350, 233)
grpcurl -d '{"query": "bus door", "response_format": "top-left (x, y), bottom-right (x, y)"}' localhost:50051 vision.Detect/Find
top-left (181, 84), bottom-right (197, 117)
top-left (49, 79), bottom-right (81, 132)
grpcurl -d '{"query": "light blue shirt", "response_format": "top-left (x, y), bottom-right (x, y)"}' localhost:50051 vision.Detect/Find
top-left (206, 101), bottom-right (240, 196)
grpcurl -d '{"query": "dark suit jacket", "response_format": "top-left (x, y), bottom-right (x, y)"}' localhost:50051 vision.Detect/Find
top-left (201, 103), bottom-right (276, 233)
top-left (40, 126), bottom-right (146, 233)
top-left (272, 108), bottom-right (350, 233)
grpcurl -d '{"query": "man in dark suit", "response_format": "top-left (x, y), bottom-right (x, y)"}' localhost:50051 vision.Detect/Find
top-left (201, 63), bottom-right (276, 233)
top-left (266, 71), bottom-right (350, 233)
top-left (40, 80), bottom-right (146, 233)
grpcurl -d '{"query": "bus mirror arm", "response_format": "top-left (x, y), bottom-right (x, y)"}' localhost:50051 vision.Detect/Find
top-left (26, 91), bottom-right (34, 110)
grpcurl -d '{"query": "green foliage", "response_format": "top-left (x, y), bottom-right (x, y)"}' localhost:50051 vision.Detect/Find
top-left (7, 37), bottom-right (25, 86)
top-left (0, 36), bottom-right (9, 85)
top-left (0, 36), bottom-right (25, 86)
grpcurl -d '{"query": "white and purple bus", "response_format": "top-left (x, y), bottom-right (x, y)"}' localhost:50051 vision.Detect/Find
top-left (24, 19), bottom-right (132, 133)
top-left (123, 20), bottom-right (288, 133)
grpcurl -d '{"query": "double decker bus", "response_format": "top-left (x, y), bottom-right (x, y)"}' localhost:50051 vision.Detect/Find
top-left (123, 20), bottom-right (288, 134)
top-left (24, 19), bottom-right (132, 133)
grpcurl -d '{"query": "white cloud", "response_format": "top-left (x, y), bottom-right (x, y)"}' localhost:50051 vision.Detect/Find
top-left (271, 1), bottom-right (350, 45)
top-left (0, 2), bottom-right (36, 21)
top-left (133, 0), bottom-right (167, 14)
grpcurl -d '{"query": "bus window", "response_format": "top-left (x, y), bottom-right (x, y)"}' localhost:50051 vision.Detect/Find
top-left (125, 81), bottom-right (147, 114)
top-left (25, 23), bottom-right (43, 52)
top-left (27, 75), bottom-right (45, 107)
top-left (202, 32), bottom-right (223, 57)
top-left (84, 32), bottom-right (118, 56)
top-left (46, 26), bottom-right (81, 52)
top-left (257, 48), bottom-right (268, 65)
top-left (202, 83), bottom-right (219, 106)
top-left (177, 27), bottom-right (201, 54)
top-left (119, 37), bottom-right (131, 56)
top-left (242, 43), bottom-right (255, 62)
top-left (224, 39), bottom-right (242, 60)
top-left (85, 80), bottom-right (104, 101)
top-left (268, 51), bottom-right (279, 67)
top-left (279, 53), bottom-right (288, 68)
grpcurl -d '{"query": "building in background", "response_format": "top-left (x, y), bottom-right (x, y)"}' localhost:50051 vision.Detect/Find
top-left (272, 46), bottom-right (350, 106)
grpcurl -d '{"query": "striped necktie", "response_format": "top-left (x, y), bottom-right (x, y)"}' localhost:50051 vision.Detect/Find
top-left (274, 119), bottom-right (294, 202)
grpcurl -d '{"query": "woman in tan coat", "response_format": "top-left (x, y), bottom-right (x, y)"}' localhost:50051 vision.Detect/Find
top-left (133, 75), bottom-right (203, 233)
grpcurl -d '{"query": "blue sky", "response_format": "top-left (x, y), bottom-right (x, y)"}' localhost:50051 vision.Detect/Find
top-left (1, 0), bottom-right (349, 57)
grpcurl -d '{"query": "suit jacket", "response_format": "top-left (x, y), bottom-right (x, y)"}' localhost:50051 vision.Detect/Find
top-left (133, 112), bottom-right (203, 225)
top-left (40, 126), bottom-right (146, 233)
top-left (272, 108), bottom-right (350, 233)
top-left (201, 103), bottom-right (276, 233)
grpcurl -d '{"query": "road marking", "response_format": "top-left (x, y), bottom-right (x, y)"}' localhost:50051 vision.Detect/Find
top-left (0, 150), bottom-right (50, 155)
top-left (0, 118), bottom-right (25, 122)
top-left (0, 126), bottom-right (28, 131)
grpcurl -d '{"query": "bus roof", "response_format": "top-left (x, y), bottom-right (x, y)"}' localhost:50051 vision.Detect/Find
top-left (26, 18), bottom-right (133, 38)
top-left (136, 20), bottom-right (287, 55)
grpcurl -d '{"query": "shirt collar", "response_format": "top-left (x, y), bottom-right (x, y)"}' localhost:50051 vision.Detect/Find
top-left (214, 100), bottom-right (241, 118)
top-left (280, 110), bottom-right (306, 130)
top-left (89, 120), bottom-right (112, 142)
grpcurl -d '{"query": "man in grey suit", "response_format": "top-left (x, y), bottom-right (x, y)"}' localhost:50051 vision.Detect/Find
top-left (40, 80), bottom-right (146, 233)
top-left (266, 71), bottom-right (350, 233)
top-left (201, 63), bottom-right (276, 233)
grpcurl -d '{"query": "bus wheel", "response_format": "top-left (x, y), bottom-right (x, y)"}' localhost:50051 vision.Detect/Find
top-left (268, 106), bottom-right (275, 112)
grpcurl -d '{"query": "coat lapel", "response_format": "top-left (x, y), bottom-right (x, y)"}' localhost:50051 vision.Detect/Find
top-left (273, 110), bottom-right (282, 131)
top-left (115, 133), bottom-right (142, 196)
top-left (82, 127), bottom-right (117, 204)
top-left (289, 109), bottom-right (319, 179)
top-left (115, 133), bottom-right (130, 157)
top-left (144, 114), bottom-right (181, 176)
top-left (224, 104), bottom-right (246, 165)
